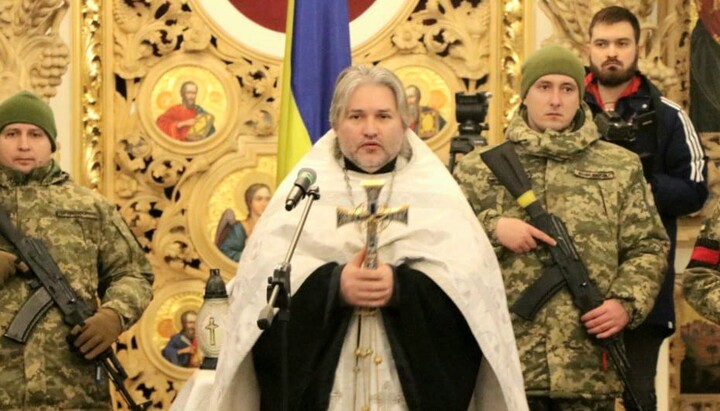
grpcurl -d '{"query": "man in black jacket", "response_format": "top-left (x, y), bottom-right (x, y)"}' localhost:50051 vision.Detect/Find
top-left (584, 6), bottom-right (709, 410)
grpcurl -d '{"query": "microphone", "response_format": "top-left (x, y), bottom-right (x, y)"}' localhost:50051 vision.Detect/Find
top-left (285, 168), bottom-right (317, 211)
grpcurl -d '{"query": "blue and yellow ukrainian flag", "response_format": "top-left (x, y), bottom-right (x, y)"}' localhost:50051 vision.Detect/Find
top-left (276, 0), bottom-right (352, 183)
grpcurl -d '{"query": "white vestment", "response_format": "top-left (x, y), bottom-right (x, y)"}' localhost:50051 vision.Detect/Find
top-left (207, 130), bottom-right (528, 410)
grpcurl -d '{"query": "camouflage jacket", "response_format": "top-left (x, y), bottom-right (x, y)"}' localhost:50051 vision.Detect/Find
top-left (683, 198), bottom-right (720, 324)
top-left (454, 109), bottom-right (669, 399)
top-left (0, 162), bottom-right (153, 410)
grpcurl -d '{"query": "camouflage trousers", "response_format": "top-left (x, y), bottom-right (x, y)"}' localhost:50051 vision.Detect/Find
top-left (527, 396), bottom-right (616, 411)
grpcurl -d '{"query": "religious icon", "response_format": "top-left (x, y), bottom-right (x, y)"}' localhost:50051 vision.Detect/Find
top-left (150, 65), bottom-right (227, 143)
top-left (393, 64), bottom-right (453, 142)
top-left (160, 309), bottom-right (201, 368)
top-left (690, 0), bottom-right (720, 134)
top-left (215, 182), bottom-right (273, 262)
top-left (405, 83), bottom-right (447, 140)
top-left (156, 81), bottom-right (216, 141)
top-left (136, 280), bottom-right (206, 377)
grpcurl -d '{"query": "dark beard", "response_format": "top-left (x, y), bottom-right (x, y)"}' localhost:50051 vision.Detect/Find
top-left (590, 57), bottom-right (638, 87)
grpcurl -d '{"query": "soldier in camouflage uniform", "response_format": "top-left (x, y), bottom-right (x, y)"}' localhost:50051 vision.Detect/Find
top-left (454, 45), bottom-right (669, 410)
top-left (0, 91), bottom-right (153, 410)
top-left (683, 199), bottom-right (720, 325)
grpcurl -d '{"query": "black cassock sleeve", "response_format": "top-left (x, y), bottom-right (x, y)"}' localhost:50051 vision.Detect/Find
top-left (252, 263), bottom-right (482, 411)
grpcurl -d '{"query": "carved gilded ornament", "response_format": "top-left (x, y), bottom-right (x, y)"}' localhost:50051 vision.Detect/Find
top-left (112, 0), bottom-right (190, 79)
top-left (538, 0), bottom-right (688, 101)
top-left (0, 0), bottom-right (69, 100)
top-left (378, 0), bottom-right (525, 143)
top-left (382, 54), bottom-right (462, 163)
top-left (499, 0), bottom-right (526, 127)
top-left (97, 1), bottom-right (285, 406)
top-left (82, 1), bottom-right (534, 408)
top-left (72, 0), bottom-right (104, 190)
top-left (386, 0), bottom-right (491, 80)
top-left (80, 0), bottom-right (715, 408)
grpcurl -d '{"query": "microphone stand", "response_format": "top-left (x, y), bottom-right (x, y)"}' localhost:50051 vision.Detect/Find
top-left (257, 186), bottom-right (320, 411)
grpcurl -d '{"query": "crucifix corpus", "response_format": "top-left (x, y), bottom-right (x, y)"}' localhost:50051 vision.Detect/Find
top-left (336, 179), bottom-right (409, 268)
top-left (335, 179), bottom-right (409, 410)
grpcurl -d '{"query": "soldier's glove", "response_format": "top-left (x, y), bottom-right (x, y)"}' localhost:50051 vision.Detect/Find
top-left (0, 250), bottom-right (28, 285)
top-left (71, 307), bottom-right (124, 360)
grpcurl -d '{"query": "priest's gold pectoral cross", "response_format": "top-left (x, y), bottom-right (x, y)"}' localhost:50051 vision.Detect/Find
top-left (337, 180), bottom-right (408, 269)
top-left (336, 179), bottom-right (408, 410)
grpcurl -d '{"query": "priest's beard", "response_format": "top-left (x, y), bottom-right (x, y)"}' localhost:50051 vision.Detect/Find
top-left (590, 55), bottom-right (638, 87)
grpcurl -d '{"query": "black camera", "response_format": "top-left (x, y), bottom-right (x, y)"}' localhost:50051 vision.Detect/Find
top-left (455, 92), bottom-right (490, 137)
top-left (594, 110), bottom-right (655, 145)
top-left (448, 92), bottom-right (491, 172)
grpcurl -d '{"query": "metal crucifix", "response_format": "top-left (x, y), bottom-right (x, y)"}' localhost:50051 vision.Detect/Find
top-left (336, 180), bottom-right (408, 268)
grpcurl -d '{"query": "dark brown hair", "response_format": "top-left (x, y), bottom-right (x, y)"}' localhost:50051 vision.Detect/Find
top-left (589, 6), bottom-right (640, 44)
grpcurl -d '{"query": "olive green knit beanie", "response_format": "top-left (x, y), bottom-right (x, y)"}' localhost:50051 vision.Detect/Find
top-left (0, 91), bottom-right (57, 152)
top-left (520, 45), bottom-right (585, 99)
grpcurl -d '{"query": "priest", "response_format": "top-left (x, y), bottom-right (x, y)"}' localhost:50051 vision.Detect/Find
top-left (209, 65), bottom-right (527, 411)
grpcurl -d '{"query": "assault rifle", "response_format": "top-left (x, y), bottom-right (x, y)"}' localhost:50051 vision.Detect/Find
top-left (480, 142), bottom-right (643, 411)
top-left (0, 206), bottom-right (150, 411)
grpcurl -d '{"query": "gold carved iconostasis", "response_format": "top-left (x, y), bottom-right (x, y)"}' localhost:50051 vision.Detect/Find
top-left (0, 0), bottom-right (716, 409)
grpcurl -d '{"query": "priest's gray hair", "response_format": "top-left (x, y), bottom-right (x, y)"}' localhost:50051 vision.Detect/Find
top-left (329, 65), bottom-right (411, 129)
